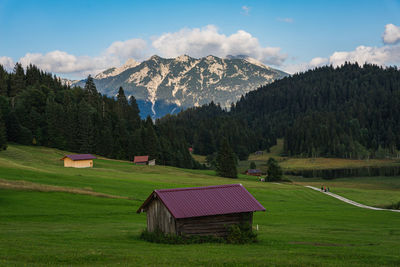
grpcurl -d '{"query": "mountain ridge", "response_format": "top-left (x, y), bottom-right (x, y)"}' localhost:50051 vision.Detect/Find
top-left (72, 54), bottom-right (288, 118)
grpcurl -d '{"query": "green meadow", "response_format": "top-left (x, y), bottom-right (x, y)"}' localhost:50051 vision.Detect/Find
top-left (0, 145), bottom-right (399, 266)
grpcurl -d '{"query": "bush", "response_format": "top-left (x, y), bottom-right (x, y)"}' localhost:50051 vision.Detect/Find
top-left (140, 223), bottom-right (257, 245)
top-left (384, 201), bottom-right (400, 210)
top-left (139, 229), bottom-right (224, 244)
top-left (226, 223), bottom-right (258, 244)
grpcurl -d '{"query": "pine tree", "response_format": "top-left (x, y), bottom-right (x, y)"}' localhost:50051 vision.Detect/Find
top-left (216, 138), bottom-right (237, 178)
top-left (249, 161), bottom-right (256, 169)
top-left (117, 86), bottom-right (128, 119)
top-left (84, 75), bottom-right (98, 105)
top-left (143, 116), bottom-right (159, 160)
top-left (266, 158), bottom-right (282, 181)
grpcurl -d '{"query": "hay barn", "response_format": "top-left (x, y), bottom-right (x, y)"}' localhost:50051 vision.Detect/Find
top-left (137, 184), bottom-right (265, 236)
top-left (246, 169), bottom-right (262, 176)
top-left (61, 154), bottom-right (96, 168)
top-left (134, 156), bottom-right (149, 165)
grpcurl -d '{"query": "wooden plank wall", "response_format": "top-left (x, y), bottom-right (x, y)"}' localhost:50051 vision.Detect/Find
top-left (176, 212), bottom-right (253, 236)
top-left (63, 159), bottom-right (93, 168)
top-left (146, 197), bottom-right (176, 234)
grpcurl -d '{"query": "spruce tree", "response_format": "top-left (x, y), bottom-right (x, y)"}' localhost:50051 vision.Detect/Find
top-left (216, 138), bottom-right (237, 178)
top-left (266, 158), bottom-right (282, 181)
top-left (84, 75), bottom-right (98, 105)
top-left (249, 161), bottom-right (256, 169)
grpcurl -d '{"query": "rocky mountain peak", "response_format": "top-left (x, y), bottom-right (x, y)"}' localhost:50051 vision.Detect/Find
top-left (72, 55), bottom-right (288, 119)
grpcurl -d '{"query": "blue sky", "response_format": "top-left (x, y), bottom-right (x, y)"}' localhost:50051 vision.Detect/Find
top-left (1, 0), bottom-right (400, 78)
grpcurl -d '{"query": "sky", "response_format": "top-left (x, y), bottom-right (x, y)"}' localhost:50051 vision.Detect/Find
top-left (1, 0), bottom-right (400, 79)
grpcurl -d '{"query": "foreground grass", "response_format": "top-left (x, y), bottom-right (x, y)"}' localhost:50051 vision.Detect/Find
top-left (0, 145), bottom-right (399, 266)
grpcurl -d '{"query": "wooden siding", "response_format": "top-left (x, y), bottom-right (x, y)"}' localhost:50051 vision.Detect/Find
top-left (146, 197), bottom-right (176, 234)
top-left (176, 212), bottom-right (253, 236)
top-left (63, 158), bottom-right (93, 168)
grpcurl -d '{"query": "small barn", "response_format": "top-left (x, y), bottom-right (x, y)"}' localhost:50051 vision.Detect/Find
top-left (246, 169), bottom-right (262, 176)
top-left (61, 154), bottom-right (96, 168)
top-left (134, 156), bottom-right (149, 165)
top-left (137, 184), bottom-right (265, 236)
top-left (134, 156), bottom-right (155, 165)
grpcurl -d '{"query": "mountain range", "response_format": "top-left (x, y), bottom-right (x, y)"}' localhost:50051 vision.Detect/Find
top-left (71, 55), bottom-right (288, 118)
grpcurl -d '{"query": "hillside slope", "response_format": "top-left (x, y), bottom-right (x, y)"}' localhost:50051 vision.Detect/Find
top-left (0, 145), bottom-right (399, 266)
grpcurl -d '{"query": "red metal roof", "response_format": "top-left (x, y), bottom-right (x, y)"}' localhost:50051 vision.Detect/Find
top-left (134, 156), bottom-right (149, 163)
top-left (137, 184), bottom-right (265, 219)
top-left (62, 154), bottom-right (96, 161)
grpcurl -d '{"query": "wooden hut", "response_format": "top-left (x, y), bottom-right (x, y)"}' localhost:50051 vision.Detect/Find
top-left (137, 184), bottom-right (265, 236)
top-left (134, 156), bottom-right (149, 165)
top-left (134, 156), bottom-right (155, 165)
top-left (246, 169), bottom-right (262, 176)
top-left (61, 154), bottom-right (96, 168)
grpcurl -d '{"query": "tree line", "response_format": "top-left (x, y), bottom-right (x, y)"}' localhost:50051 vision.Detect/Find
top-left (0, 63), bottom-right (201, 169)
top-left (157, 63), bottom-right (400, 160)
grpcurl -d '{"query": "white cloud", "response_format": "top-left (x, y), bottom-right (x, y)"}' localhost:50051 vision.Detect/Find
top-left (105, 38), bottom-right (148, 61)
top-left (152, 25), bottom-right (287, 66)
top-left (19, 50), bottom-right (120, 78)
top-left (277, 17), bottom-right (293, 23)
top-left (242, 6), bottom-right (250, 16)
top-left (16, 38), bottom-right (148, 78)
top-left (283, 57), bottom-right (328, 74)
top-left (329, 45), bottom-right (400, 67)
top-left (1, 25), bottom-right (287, 78)
top-left (382, 23), bottom-right (400, 44)
top-left (284, 44), bottom-right (400, 74)
top-left (0, 56), bottom-right (15, 71)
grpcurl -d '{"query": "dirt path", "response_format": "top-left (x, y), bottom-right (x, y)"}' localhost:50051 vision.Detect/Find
top-left (305, 186), bottom-right (400, 213)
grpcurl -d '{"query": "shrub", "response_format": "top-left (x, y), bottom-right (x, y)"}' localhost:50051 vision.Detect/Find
top-left (140, 223), bottom-right (257, 245)
top-left (139, 229), bottom-right (224, 244)
top-left (384, 201), bottom-right (400, 210)
top-left (226, 223), bottom-right (258, 244)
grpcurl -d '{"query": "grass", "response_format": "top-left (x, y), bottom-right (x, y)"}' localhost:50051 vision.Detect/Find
top-left (0, 144), bottom-right (399, 266)
top-left (291, 176), bottom-right (400, 208)
top-left (241, 139), bottom-right (400, 174)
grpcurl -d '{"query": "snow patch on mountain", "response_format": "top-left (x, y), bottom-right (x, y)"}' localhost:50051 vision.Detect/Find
top-left (95, 59), bottom-right (140, 79)
top-left (72, 54), bottom-right (288, 119)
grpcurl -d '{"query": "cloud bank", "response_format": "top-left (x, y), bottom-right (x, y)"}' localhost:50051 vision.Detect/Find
top-left (1, 25), bottom-right (287, 78)
top-left (152, 25), bottom-right (287, 66)
top-left (2, 24), bottom-right (400, 78)
top-left (284, 23), bottom-right (400, 74)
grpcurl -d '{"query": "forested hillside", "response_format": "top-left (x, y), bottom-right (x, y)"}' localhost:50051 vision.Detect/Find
top-left (0, 64), bottom-right (200, 168)
top-left (1, 62), bottom-right (399, 164)
top-left (157, 63), bottom-right (400, 159)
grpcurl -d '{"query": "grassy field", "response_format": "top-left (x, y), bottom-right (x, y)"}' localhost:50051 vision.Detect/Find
top-left (291, 176), bottom-right (400, 208)
top-left (0, 145), bottom-right (400, 266)
top-left (239, 139), bottom-right (400, 173)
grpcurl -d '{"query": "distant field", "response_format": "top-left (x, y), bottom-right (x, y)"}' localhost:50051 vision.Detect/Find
top-left (291, 176), bottom-right (400, 208)
top-left (240, 139), bottom-right (400, 174)
top-left (0, 145), bottom-right (399, 266)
